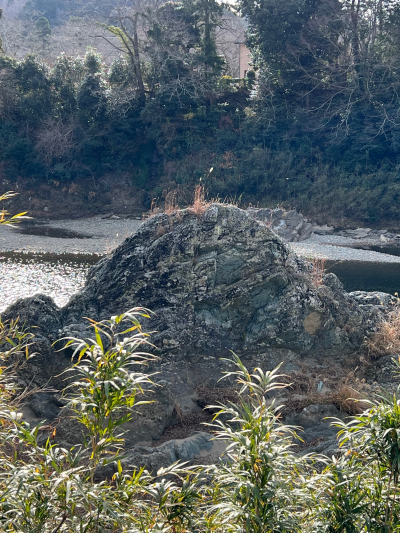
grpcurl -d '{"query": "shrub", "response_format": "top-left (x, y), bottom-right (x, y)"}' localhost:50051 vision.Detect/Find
top-left (332, 382), bottom-right (400, 531)
top-left (0, 309), bottom-right (400, 531)
top-left (0, 309), bottom-right (158, 532)
top-left (205, 356), bottom-right (309, 532)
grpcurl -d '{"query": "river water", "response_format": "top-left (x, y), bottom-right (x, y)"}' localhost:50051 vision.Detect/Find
top-left (1, 251), bottom-right (400, 317)
top-left (2, 219), bottom-right (400, 317)
top-left (327, 260), bottom-right (400, 295)
top-left (0, 252), bottom-right (99, 313)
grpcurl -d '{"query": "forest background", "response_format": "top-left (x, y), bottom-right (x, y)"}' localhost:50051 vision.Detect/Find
top-left (0, 0), bottom-right (399, 225)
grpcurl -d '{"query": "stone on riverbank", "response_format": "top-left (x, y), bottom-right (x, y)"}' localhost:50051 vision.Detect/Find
top-left (247, 207), bottom-right (314, 242)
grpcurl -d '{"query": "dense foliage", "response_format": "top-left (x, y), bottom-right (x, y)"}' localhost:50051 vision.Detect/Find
top-left (4, 0), bottom-right (400, 221)
top-left (239, 0), bottom-right (400, 223)
top-left (0, 0), bottom-right (251, 210)
top-left (1, 309), bottom-right (400, 531)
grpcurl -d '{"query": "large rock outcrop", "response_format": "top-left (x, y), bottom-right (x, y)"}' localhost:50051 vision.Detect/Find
top-left (58, 204), bottom-right (386, 358)
top-left (3, 204), bottom-right (396, 450)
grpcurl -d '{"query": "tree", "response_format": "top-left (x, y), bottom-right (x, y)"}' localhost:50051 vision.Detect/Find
top-left (35, 16), bottom-right (52, 42)
top-left (14, 54), bottom-right (53, 125)
top-left (77, 52), bottom-right (108, 124)
top-left (0, 0), bottom-right (15, 54)
top-left (0, 9), bottom-right (3, 53)
top-left (240, 0), bottom-right (400, 141)
top-left (99, 0), bottom-right (150, 104)
top-left (183, 0), bottom-right (226, 76)
top-left (23, 0), bottom-right (63, 25)
top-left (51, 53), bottom-right (85, 118)
top-left (145, 1), bottom-right (212, 106)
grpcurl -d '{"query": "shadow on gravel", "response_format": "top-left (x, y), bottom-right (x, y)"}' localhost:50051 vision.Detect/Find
top-left (16, 226), bottom-right (93, 239)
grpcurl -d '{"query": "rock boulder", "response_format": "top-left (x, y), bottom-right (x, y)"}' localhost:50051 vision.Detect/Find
top-left (3, 204), bottom-right (396, 452)
top-left (247, 207), bottom-right (314, 241)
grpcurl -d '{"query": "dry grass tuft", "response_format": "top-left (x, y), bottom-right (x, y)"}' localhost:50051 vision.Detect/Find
top-left (195, 385), bottom-right (239, 411)
top-left (144, 186), bottom-right (243, 220)
top-left (309, 257), bottom-right (326, 288)
top-left (191, 184), bottom-right (208, 216)
top-left (331, 385), bottom-right (370, 415)
top-left (164, 190), bottom-right (179, 214)
top-left (287, 371), bottom-right (315, 396)
top-left (282, 363), bottom-right (377, 417)
top-left (367, 306), bottom-right (400, 359)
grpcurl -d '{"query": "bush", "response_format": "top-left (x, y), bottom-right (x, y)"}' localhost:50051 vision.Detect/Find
top-left (1, 309), bottom-right (400, 531)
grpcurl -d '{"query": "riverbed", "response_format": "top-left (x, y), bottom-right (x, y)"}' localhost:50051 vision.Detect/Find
top-left (290, 234), bottom-right (400, 263)
top-left (289, 234), bottom-right (400, 293)
top-left (5, 216), bottom-right (142, 254)
top-left (0, 216), bottom-right (143, 313)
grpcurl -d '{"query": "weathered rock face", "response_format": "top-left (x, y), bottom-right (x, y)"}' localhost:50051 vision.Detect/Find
top-left (3, 204), bottom-right (396, 450)
top-left (122, 432), bottom-right (215, 474)
top-left (58, 204), bottom-right (383, 360)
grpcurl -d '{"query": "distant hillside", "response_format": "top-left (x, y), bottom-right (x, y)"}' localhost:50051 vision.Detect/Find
top-left (2, 0), bottom-right (400, 226)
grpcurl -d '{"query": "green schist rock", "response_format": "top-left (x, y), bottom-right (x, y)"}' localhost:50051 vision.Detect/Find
top-left (4, 204), bottom-right (398, 447)
top-left (63, 204), bottom-right (389, 359)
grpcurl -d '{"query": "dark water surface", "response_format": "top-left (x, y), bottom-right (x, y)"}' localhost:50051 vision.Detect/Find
top-left (326, 260), bottom-right (400, 295)
top-left (0, 252), bottom-right (100, 312)
top-left (367, 245), bottom-right (400, 257)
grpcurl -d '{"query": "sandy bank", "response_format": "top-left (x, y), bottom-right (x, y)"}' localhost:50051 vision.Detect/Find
top-left (291, 234), bottom-right (400, 263)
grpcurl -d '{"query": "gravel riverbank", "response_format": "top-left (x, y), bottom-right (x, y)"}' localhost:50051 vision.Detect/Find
top-left (3, 216), bottom-right (142, 255)
top-left (291, 234), bottom-right (400, 263)
top-left (3, 216), bottom-right (400, 263)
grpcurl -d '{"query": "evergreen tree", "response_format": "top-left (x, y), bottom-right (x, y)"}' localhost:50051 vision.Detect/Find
top-left (35, 16), bottom-right (52, 43)
top-left (183, 0), bottom-right (226, 76)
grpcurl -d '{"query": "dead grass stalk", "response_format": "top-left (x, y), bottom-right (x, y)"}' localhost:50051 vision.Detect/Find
top-left (331, 384), bottom-right (370, 415)
top-left (309, 257), bottom-right (326, 288)
top-left (367, 306), bottom-right (400, 359)
top-left (164, 190), bottom-right (178, 214)
top-left (191, 184), bottom-right (207, 216)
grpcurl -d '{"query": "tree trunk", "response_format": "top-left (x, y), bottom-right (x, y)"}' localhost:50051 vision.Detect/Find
top-left (350, 0), bottom-right (361, 63)
top-left (131, 14), bottom-right (146, 104)
top-left (204, 0), bottom-right (211, 77)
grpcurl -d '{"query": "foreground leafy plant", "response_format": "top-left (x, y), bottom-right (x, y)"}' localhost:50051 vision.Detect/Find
top-left (0, 317), bottom-right (33, 415)
top-left (0, 191), bottom-right (29, 226)
top-left (63, 309), bottom-right (156, 484)
top-left (0, 308), bottom-right (159, 532)
top-left (205, 355), bottom-right (311, 533)
top-left (3, 310), bottom-right (400, 531)
top-left (330, 381), bottom-right (400, 532)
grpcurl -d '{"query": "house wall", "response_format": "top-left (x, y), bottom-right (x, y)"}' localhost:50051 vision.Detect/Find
top-left (239, 43), bottom-right (251, 78)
